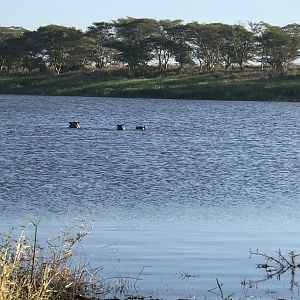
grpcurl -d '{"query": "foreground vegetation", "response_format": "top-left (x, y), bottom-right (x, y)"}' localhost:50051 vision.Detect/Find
top-left (1, 68), bottom-right (300, 101)
top-left (0, 222), bottom-right (104, 300)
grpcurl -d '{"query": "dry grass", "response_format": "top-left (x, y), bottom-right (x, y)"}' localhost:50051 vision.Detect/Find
top-left (0, 220), bottom-right (104, 300)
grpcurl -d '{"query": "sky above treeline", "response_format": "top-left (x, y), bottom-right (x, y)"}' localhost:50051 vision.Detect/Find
top-left (3, 0), bottom-right (300, 30)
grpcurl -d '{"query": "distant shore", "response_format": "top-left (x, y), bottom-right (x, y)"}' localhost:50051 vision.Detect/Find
top-left (1, 69), bottom-right (300, 102)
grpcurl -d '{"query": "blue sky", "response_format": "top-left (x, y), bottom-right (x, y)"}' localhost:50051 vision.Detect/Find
top-left (2, 0), bottom-right (300, 30)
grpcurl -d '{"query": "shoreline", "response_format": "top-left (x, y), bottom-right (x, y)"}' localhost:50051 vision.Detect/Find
top-left (1, 70), bottom-right (300, 102)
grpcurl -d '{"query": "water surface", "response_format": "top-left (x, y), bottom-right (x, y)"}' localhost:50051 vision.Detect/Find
top-left (0, 94), bottom-right (299, 298)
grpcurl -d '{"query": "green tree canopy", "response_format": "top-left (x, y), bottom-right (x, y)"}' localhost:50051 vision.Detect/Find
top-left (32, 25), bottom-right (84, 74)
top-left (110, 17), bottom-right (159, 69)
top-left (85, 22), bottom-right (116, 70)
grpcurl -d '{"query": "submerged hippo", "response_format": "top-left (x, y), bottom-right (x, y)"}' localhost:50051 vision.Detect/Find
top-left (136, 125), bottom-right (146, 131)
top-left (69, 121), bottom-right (80, 128)
top-left (116, 123), bottom-right (125, 130)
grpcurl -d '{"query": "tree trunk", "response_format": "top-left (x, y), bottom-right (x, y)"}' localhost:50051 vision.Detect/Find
top-left (55, 64), bottom-right (62, 75)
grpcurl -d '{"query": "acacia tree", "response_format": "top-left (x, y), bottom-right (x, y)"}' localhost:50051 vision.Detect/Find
top-left (12, 31), bottom-right (47, 74)
top-left (188, 23), bottom-right (224, 71)
top-left (161, 20), bottom-right (192, 70)
top-left (281, 23), bottom-right (300, 67)
top-left (251, 22), bottom-right (300, 71)
top-left (110, 17), bottom-right (159, 69)
top-left (32, 25), bottom-right (83, 74)
top-left (249, 22), bottom-right (270, 69)
top-left (0, 27), bottom-right (26, 73)
top-left (231, 25), bottom-right (256, 69)
top-left (0, 36), bottom-right (33, 74)
top-left (218, 25), bottom-right (255, 69)
top-left (259, 25), bottom-right (300, 71)
top-left (85, 22), bottom-right (116, 70)
top-left (150, 20), bottom-right (175, 70)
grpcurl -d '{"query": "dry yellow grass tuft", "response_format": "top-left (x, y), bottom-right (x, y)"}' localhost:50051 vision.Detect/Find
top-left (0, 220), bottom-right (104, 300)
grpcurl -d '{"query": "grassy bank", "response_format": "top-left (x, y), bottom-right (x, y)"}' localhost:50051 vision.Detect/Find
top-left (1, 69), bottom-right (300, 101)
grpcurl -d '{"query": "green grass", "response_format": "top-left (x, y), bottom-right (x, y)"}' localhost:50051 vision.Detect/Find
top-left (1, 69), bottom-right (300, 101)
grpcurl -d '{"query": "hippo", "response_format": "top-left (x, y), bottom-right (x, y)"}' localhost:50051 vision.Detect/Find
top-left (69, 122), bottom-right (80, 128)
top-left (136, 125), bottom-right (146, 131)
top-left (117, 123), bottom-right (125, 130)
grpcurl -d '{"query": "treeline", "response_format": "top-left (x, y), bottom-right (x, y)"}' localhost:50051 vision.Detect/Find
top-left (1, 18), bottom-right (300, 76)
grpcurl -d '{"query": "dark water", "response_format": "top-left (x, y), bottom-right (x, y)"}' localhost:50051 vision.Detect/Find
top-left (0, 94), bottom-right (300, 299)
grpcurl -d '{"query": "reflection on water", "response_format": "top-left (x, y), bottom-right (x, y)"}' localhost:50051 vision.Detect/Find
top-left (243, 248), bottom-right (300, 300)
top-left (0, 94), bottom-right (300, 298)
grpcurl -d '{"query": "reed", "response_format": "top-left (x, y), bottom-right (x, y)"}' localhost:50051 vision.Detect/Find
top-left (0, 221), bottom-right (103, 300)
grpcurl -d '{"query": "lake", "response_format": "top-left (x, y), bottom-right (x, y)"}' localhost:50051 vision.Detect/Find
top-left (0, 94), bottom-right (299, 299)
